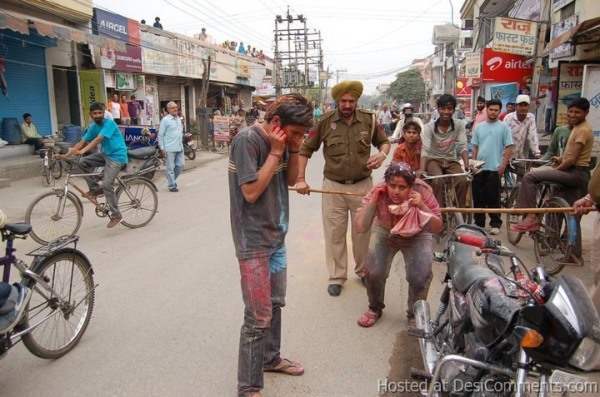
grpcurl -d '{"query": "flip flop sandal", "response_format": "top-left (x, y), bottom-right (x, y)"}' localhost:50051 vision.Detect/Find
top-left (264, 358), bottom-right (304, 376)
top-left (357, 310), bottom-right (381, 328)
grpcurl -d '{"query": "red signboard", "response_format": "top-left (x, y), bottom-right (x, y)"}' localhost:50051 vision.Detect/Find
top-left (482, 48), bottom-right (533, 85)
top-left (455, 78), bottom-right (472, 97)
top-left (127, 19), bottom-right (140, 46)
top-left (100, 44), bottom-right (142, 73)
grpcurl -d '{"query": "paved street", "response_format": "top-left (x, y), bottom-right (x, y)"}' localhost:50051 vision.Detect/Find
top-left (0, 152), bottom-right (596, 397)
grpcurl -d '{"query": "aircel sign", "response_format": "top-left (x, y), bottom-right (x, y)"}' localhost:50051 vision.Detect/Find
top-left (93, 8), bottom-right (140, 46)
top-left (482, 48), bottom-right (533, 85)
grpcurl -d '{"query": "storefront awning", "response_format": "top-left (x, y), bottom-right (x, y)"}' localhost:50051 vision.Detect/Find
top-left (0, 10), bottom-right (126, 51)
top-left (546, 16), bottom-right (600, 52)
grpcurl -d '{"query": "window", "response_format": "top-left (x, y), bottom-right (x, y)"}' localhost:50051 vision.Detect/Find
top-left (561, 2), bottom-right (575, 20)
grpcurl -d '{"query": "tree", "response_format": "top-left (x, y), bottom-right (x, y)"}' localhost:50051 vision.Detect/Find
top-left (386, 69), bottom-right (426, 107)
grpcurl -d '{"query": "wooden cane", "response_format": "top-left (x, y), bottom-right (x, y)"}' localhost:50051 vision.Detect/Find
top-left (288, 187), bottom-right (364, 197)
top-left (441, 207), bottom-right (597, 214)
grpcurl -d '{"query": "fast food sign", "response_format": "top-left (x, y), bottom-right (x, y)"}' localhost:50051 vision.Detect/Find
top-left (492, 17), bottom-right (538, 56)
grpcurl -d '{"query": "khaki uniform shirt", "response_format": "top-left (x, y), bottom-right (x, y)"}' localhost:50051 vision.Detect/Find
top-left (300, 109), bottom-right (389, 182)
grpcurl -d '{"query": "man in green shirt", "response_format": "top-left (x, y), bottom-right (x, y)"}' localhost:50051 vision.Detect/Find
top-left (20, 113), bottom-right (44, 153)
top-left (542, 125), bottom-right (571, 161)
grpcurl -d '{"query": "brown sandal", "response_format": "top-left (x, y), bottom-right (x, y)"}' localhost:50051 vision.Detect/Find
top-left (357, 309), bottom-right (381, 327)
top-left (264, 358), bottom-right (304, 376)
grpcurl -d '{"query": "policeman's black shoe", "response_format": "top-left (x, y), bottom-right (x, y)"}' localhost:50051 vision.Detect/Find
top-left (327, 284), bottom-right (342, 297)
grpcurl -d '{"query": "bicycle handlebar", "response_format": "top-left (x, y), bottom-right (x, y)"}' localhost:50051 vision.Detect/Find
top-left (511, 158), bottom-right (550, 165)
top-left (422, 172), bottom-right (472, 180)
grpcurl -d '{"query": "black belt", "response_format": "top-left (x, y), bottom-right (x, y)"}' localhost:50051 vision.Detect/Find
top-left (333, 176), bottom-right (369, 185)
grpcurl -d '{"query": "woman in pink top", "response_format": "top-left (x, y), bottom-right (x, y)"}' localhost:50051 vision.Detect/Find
top-left (120, 94), bottom-right (130, 125)
top-left (355, 162), bottom-right (442, 327)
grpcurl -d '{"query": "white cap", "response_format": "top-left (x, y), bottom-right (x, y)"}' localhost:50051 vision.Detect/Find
top-left (402, 103), bottom-right (413, 110)
top-left (516, 94), bottom-right (530, 104)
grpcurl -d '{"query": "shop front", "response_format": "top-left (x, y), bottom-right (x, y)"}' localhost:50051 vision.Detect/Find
top-left (0, 28), bottom-right (56, 138)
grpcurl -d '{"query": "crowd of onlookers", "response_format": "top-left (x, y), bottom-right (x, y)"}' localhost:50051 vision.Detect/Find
top-left (220, 41), bottom-right (265, 59)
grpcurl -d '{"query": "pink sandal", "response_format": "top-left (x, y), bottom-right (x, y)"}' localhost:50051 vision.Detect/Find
top-left (357, 310), bottom-right (381, 327)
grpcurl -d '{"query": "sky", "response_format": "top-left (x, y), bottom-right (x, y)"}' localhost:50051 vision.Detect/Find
top-left (95, 0), bottom-right (465, 94)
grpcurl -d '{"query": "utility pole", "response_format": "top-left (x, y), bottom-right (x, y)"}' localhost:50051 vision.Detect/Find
top-left (198, 55), bottom-right (212, 150)
top-left (335, 68), bottom-right (347, 84)
top-left (274, 8), bottom-right (322, 96)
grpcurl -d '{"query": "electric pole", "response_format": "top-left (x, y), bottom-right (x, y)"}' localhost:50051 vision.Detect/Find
top-left (335, 68), bottom-right (347, 84)
top-left (273, 8), bottom-right (323, 97)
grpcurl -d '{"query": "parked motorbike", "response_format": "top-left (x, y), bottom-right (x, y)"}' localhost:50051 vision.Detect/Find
top-left (126, 130), bottom-right (162, 180)
top-left (183, 132), bottom-right (196, 160)
top-left (411, 224), bottom-right (600, 397)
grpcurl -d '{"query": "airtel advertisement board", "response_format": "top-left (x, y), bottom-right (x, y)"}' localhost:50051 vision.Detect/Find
top-left (481, 48), bottom-right (533, 85)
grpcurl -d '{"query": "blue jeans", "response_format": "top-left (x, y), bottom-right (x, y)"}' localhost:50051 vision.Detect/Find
top-left (165, 151), bottom-right (184, 189)
top-left (237, 247), bottom-right (287, 396)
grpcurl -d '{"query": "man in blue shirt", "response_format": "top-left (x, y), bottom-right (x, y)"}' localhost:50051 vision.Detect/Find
top-left (64, 102), bottom-right (128, 228)
top-left (471, 99), bottom-right (514, 234)
top-left (158, 101), bottom-right (184, 192)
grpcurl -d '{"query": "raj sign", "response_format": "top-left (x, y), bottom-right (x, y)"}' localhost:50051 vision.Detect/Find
top-left (492, 17), bottom-right (538, 56)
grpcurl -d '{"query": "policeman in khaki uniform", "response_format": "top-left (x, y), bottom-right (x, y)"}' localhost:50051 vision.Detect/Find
top-left (295, 81), bottom-right (391, 296)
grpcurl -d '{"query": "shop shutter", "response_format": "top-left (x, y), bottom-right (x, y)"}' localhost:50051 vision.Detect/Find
top-left (0, 31), bottom-right (53, 135)
top-left (158, 82), bottom-right (181, 102)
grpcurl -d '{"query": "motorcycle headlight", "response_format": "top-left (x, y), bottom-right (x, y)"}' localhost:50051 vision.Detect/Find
top-left (569, 336), bottom-right (600, 371)
top-left (548, 285), bottom-right (581, 335)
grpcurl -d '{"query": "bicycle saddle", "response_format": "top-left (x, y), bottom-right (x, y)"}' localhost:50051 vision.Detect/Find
top-left (3, 223), bottom-right (32, 235)
top-left (128, 146), bottom-right (156, 159)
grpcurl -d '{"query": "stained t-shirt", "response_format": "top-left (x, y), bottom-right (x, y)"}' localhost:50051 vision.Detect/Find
top-left (228, 125), bottom-right (289, 260)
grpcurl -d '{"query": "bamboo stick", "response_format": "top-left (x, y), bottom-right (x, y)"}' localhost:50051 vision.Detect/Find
top-left (288, 187), bottom-right (597, 214)
top-left (288, 187), bottom-right (364, 197)
top-left (441, 207), bottom-right (596, 214)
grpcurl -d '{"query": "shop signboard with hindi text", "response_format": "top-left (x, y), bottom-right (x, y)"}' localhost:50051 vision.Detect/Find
top-left (492, 17), bottom-right (538, 56)
top-left (582, 65), bottom-right (600, 138)
top-left (213, 115), bottom-right (230, 142)
top-left (99, 44), bottom-right (142, 73)
top-left (177, 38), bottom-right (206, 78)
top-left (465, 51), bottom-right (481, 78)
top-left (141, 31), bottom-right (178, 76)
top-left (556, 62), bottom-right (584, 127)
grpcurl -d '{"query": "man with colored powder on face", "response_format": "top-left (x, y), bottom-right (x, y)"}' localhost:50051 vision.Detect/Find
top-left (294, 80), bottom-right (391, 297)
top-left (228, 94), bottom-right (313, 397)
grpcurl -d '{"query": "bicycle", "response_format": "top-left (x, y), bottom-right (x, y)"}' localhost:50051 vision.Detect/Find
top-left (39, 141), bottom-right (73, 186)
top-left (25, 157), bottom-right (159, 245)
top-left (422, 169), bottom-right (476, 243)
top-left (0, 219), bottom-right (96, 359)
top-left (503, 158), bottom-right (550, 245)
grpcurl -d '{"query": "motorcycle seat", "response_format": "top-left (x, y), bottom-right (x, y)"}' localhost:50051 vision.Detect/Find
top-left (448, 242), bottom-right (496, 293)
top-left (128, 146), bottom-right (156, 160)
top-left (3, 223), bottom-right (32, 236)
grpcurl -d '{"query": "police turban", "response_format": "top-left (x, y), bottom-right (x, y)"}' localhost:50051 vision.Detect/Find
top-left (331, 80), bottom-right (363, 101)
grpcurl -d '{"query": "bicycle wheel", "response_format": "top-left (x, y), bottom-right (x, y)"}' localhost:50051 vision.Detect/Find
top-left (21, 251), bottom-right (95, 359)
top-left (504, 188), bottom-right (524, 245)
top-left (50, 160), bottom-right (63, 180)
top-left (25, 191), bottom-right (83, 245)
top-left (533, 197), bottom-right (574, 275)
top-left (116, 178), bottom-right (158, 228)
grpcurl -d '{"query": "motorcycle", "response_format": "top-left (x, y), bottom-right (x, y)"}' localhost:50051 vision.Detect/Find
top-left (126, 130), bottom-right (162, 180)
top-left (183, 132), bottom-right (196, 160)
top-left (411, 224), bottom-right (600, 396)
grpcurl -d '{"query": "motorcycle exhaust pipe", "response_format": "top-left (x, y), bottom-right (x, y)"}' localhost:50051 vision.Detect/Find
top-left (414, 299), bottom-right (439, 375)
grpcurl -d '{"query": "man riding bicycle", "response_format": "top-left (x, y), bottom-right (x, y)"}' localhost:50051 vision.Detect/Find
top-left (62, 102), bottom-right (128, 228)
top-left (513, 98), bottom-right (594, 234)
top-left (420, 94), bottom-right (469, 207)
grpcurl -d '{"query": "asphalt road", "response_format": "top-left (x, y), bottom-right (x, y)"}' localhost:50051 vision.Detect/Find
top-left (0, 150), bottom-right (597, 397)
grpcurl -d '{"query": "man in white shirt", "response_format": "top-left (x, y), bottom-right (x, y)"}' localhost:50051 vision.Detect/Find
top-left (392, 103), bottom-right (424, 140)
top-left (503, 95), bottom-right (540, 159)
top-left (378, 105), bottom-right (393, 136)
